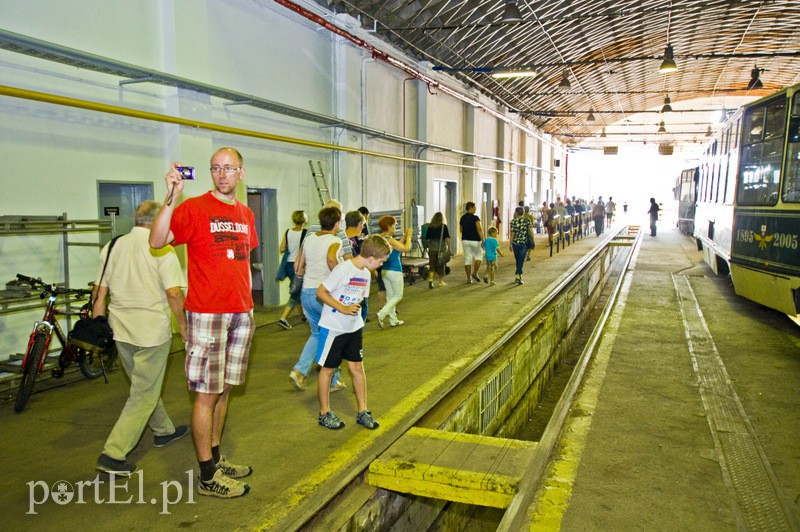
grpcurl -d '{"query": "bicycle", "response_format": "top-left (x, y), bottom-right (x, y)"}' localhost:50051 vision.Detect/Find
top-left (14, 274), bottom-right (117, 413)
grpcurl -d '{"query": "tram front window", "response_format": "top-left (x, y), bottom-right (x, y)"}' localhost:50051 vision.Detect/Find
top-left (737, 99), bottom-right (785, 206)
top-left (781, 96), bottom-right (800, 203)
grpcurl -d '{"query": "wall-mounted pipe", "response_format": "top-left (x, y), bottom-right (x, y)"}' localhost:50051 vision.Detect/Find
top-left (0, 84), bottom-right (511, 174)
top-left (272, 0), bottom-right (558, 149)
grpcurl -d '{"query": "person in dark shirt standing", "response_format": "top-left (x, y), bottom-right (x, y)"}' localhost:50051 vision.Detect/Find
top-left (648, 198), bottom-right (659, 236)
top-left (459, 202), bottom-right (484, 284)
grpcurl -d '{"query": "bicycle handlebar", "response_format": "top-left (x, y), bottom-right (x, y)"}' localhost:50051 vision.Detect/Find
top-left (16, 274), bottom-right (92, 298)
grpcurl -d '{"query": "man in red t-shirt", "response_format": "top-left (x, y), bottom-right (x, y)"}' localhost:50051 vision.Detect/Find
top-left (150, 147), bottom-right (257, 499)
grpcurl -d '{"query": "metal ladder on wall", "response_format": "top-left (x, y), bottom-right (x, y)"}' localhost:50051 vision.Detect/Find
top-left (308, 160), bottom-right (331, 206)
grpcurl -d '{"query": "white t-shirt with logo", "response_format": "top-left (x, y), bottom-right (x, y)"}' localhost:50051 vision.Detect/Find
top-left (319, 260), bottom-right (370, 333)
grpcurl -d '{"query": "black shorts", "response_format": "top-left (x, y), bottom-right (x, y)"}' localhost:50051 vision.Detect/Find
top-left (316, 328), bottom-right (363, 368)
top-left (375, 266), bottom-right (386, 291)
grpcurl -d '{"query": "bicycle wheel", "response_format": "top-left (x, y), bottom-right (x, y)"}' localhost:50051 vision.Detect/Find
top-left (78, 343), bottom-right (118, 379)
top-left (14, 332), bottom-right (48, 413)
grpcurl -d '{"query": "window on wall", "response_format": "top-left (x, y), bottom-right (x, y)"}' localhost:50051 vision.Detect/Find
top-left (737, 97), bottom-right (786, 206)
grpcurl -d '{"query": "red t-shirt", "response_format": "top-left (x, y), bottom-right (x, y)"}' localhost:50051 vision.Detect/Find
top-left (171, 192), bottom-right (258, 313)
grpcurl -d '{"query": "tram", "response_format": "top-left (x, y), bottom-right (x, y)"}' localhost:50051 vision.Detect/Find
top-left (676, 83), bottom-right (800, 318)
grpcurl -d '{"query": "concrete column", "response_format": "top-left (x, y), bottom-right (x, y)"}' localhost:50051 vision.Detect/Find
top-left (463, 105), bottom-right (476, 209)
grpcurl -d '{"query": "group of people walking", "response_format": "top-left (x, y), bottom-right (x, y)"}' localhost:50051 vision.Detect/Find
top-left (90, 144), bottom-right (660, 503)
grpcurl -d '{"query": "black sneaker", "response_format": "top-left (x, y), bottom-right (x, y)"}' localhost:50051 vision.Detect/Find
top-left (96, 453), bottom-right (137, 476)
top-left (153, 425), bottom-right (188, 447)
top-left (277, 318), bottom-right (292, 330)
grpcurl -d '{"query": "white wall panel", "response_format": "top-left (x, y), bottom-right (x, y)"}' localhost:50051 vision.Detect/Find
top-left (0, 0), bottom-right (555, 359)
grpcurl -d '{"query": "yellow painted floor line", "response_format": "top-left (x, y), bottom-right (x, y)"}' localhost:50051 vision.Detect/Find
top-left (528, 253), bottom-right (638, 530)
top-left (257, 355), bottom-right (475, 529)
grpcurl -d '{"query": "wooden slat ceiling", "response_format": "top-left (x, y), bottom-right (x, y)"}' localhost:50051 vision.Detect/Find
top-left (314, 0), bottom-right (800, 147)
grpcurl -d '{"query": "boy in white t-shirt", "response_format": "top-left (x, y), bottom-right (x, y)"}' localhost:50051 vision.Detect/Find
top-left (315, 235), bottom-right (391, 430)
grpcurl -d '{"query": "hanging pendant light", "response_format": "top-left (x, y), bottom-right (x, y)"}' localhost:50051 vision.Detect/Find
top-left (661, 95), bottom-right (673, 113)
top-left (501, 0), bottom-right (524, 23)
top-left (705, 125), bottom-right (712, 137)
top-left (558, 69), bottom-right (571, 89)
top-left (659, 44), bottom-right (677, 73)
top-left (600, 127), bottom-right (607, 138)
top-left (587, 110), bottom-right (596, 122)
top-left (657, 121), bottom-right (667, 134)
top-left (747, 65), bottom-right (764, 90)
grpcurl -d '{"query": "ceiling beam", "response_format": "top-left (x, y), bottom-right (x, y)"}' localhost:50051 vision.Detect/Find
top-left (433, 50), bottom-right (800, 73)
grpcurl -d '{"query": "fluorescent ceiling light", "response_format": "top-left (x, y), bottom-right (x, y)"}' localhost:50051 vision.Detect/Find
top-left (491, 70), bottom-right (537, 79)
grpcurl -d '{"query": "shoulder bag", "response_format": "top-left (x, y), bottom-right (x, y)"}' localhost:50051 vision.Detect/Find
top-left (276, 229), bottom-right (291, 281)
top-left (525, 219), bottom-right (536, 249)
top-left (69, 236), bottom-right (120, 352)
top-left (437, 227), bottom-right (451, 264)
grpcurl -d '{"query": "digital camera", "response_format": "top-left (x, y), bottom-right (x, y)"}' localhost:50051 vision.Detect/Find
top-left (177, 166), bottom-right (195, 180)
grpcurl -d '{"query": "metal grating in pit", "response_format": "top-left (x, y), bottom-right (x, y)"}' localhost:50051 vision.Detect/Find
top-left (673, 274), bottom-right (797, 531)
top-left (480, 360), bottom-right (514, 434)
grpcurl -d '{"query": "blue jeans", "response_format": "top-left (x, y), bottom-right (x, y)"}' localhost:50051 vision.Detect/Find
top-left (512, 243), bottom-right (527, 275)
top-left (294, 288), bottom-right (339, 384)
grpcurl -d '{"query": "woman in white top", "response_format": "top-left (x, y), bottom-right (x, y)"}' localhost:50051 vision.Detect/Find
top-left (289, 206), bottom-right (344, 391)
top-left (277, 210), bottom-right (308, 329)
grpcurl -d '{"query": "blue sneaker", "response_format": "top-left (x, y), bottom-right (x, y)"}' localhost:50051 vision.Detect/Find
top-left (356, 410), bottom-right (380, 430)
top-left (319, 411), bottom-right (345, 430)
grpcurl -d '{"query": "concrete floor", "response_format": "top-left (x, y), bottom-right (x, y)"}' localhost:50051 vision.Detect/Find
top-left (2, 221), bottom-right (599, 530)
top-left (537, 228), bottom-right (800, 530)
top-left (3, 219), bottom-right (798, 530)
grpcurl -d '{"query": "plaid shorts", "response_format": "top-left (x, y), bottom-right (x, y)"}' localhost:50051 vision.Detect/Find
top-left (185, 311), bottom-right (254, 394)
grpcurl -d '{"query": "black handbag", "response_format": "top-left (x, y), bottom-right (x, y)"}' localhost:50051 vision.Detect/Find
top-left (526, 224), bottom-right (536, 249)
top-left (69, 236), bottom-right (120, 352)
top-left (69, 315), bottom-right (114, 353)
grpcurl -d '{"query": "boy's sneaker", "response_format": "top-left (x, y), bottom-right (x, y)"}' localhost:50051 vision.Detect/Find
top-left (153, 425), bottom-right (188, 447)
top-left (96, 453), bottom-right (137, 476)
top-left (216, 456), bottom-right (253, 479)
top-left (471, 273), bottom-right (481, 283)
top-left (483, 275), bottom-right (488, 283)
top-left (390, 320), bottom-right (405, 327)
top-left (377, 313), bottom-right (386, 329)
top-left (357, 410), bottom-right (380, 430)
top-left (277, 318), bottom-right (292, 330)
top-left (198, 469), bottom-right (250, 498)
top-left (331, 380), bottom-right (347, 393)
top-left (289, 369), bottom-right (306, 391)
top-left (319, 411), bottom-right (345, 430)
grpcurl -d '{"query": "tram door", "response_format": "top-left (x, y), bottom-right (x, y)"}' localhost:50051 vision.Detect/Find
top-left (432, 179), bottom-right (457, 252)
